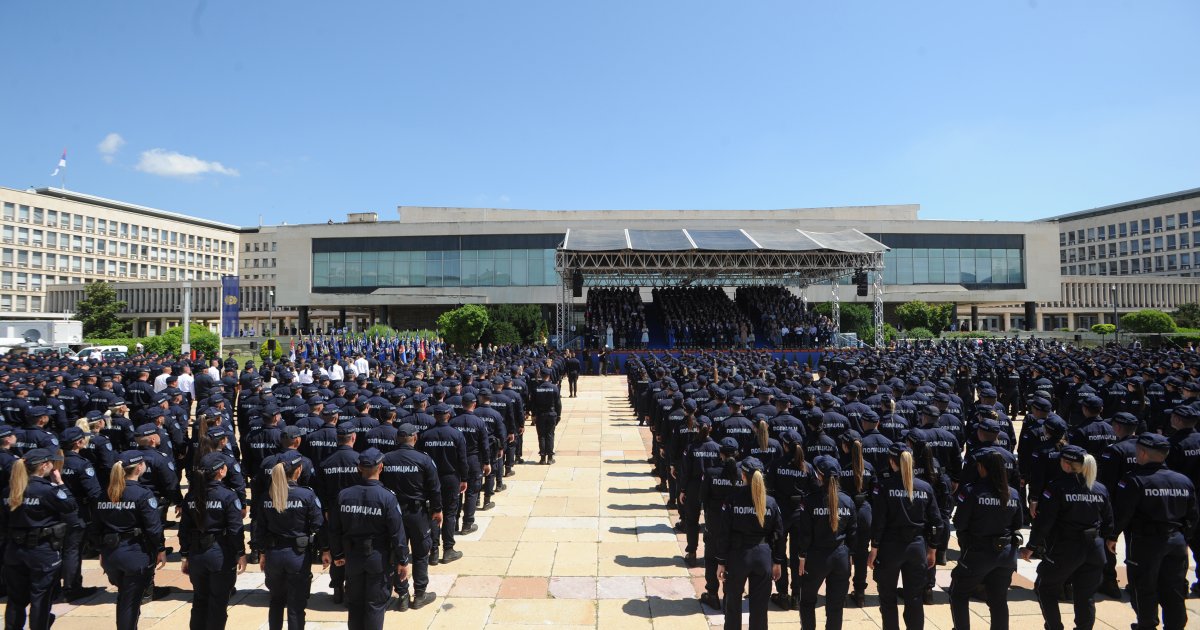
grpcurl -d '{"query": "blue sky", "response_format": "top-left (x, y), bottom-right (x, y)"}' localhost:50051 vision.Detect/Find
top-left (1, 1), bottom-right (1197, 225)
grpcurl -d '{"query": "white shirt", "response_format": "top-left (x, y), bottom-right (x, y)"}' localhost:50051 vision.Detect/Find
top-left (206, 366), bottom-right (219, 381)
top-left (177, 373), bottom-right (195, 397)
top-left (353, 357), bottom-right (370, 376)
top-left (329, 363), bottom-right (345, 382)
top-left (152, 373), bottom-right (170, 392)
top-left (297, 368), bottom-right (314, 385)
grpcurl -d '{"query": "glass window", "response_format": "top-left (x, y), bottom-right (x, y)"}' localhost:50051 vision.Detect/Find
top-left (1182, 233), bottom-right (1190, 248)
top-left (1167, 215), bottom-right (1176, 230)
top-left (1119, 223), bottom-right (1127, 237)
top-left (1155, 236), bottom-right (1164, 251)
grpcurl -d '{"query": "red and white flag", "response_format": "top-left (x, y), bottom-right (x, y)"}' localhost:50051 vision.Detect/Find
top-left (50, 149), bottom-right (67, 177)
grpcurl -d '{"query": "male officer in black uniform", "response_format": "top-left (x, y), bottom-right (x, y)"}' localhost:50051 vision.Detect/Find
top-left (328, 448), bottom-right (410, 630)
top-left (418, 404), bottom-right (467, 565)
top-left (319, 424), bottom-right (364, 604)
top-left (531, 371), bottom-right (562, 464)
top-left (381, 423), bottom-right (441, 611)
top-left (450, 393), bottom-right (490, 534)
top-left (1110, 433), bottom-right (1199, 630)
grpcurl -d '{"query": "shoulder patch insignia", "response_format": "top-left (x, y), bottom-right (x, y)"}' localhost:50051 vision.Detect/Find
top-left (106, 443), bottom-right (113, 451)
top-left (234, 498), bottom-right (243, 511)
top-left (85, 467), bottom-right (95, 477)
top-left (167, 462), bottom-right (175, 471)
top-left (56, 489), bottom-right (68, 500)
top-left (148, 497), bottom-right (158, 509)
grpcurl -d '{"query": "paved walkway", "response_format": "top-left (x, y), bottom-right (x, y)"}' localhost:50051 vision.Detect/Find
top-left (52, 375), bottom-right (1199, 628)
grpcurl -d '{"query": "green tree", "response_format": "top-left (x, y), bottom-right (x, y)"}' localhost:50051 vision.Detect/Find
top-left (895, 301), bottom-right (955, 334)
top-left (813, 302), bottom-right (873, 340)
top-left (1172, 303), bottom-right (1200, 328)
top-left (486, 304), bottom-right (548, 343)
top-left (163, 324), bottom-right (220, 356)
top-left (365, 324), bottom-right (397, 339)
top-left (437, 304), bottom-right (490, 351)
top-left (75, 281), bottom-right (131, 338)
top-left (1091, 323), bottom-right (1116, 340)
top-left (864, 323), bottom-right (899, 345)
top-left (1120, 309), bottom-right (1177, 334)
top-left (906, 327), bottom-right (936, 340)
top-left (259, 339), bottom-right (285, 362)
top-left (482, 320), bottom-right (522, 346)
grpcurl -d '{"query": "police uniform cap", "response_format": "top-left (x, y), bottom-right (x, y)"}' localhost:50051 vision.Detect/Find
top-left (1030, 398), bottom-right (1052, 411)
top-left (1136, 433), bottom-right (1171, 452)
top-left (1172, 404), bottom-right (1199, 419)
top-left (206, 426), bottom-right (229, 441)
top-left (813, 455), bottom-right (841, 478)
top-left (461, 392), bottom-right (476, 403)
top-left (979, 388), bottom-right (998, 398)
top-left (888, 442), bottom-right (912, 457)
top-left (396, 423), bottom-right (419, 437)
top-left (739, 457), bottom-right (764, 474)
top-left (0, 425), bottom-right (13, 439)
top-left (85, 410), bottom-right (104, 421)
top-left (477, 389), bottom-right (492, 398)
top-left (838, 429), bottom-right (862, 444)
top-left (152, 393), bottom-right (169, 405)
top-left (1112, 412), bottom-right (1139, 426)
top-left (1059, 444), bottom-right (1087, 463)
top-left (358, 448), bottom-right (384, 467)
top-left (718, 437), bottom-right (739, 454)
top-left (933, 392), bottom-right (950, 402)
top-left (263, 404), bottom-right (281, 416)
top-left (28, 406), bottom-right (50, 417)
top-left (976, 407), bottom-right (999, 420)
top-left (920, 404), bottom-right (940, 417)
top-left (321, 406), bottom-right (340, 417)
top-left (861, 409), bottom-right (880, 424)
top-left (118, 450), bottom-right (145, 467)
top-left (1043, 416), bottom-right (1068, 436)
top-left (60, 426), bottom-right (86, 444)
top-left (146, 407), bottom-right (165, 420)
top-left (281, 426), bottom-right (305, 439)
top-left (1185, 381), bottom-right (1200, 392)
top-left (278, 449), bottom-right (303, 473)
top-left (1082, 396), bottom-right (1104, 410)
top-left (683, 399), bottom-right (698, 412)
top-left (413, 393), bottom-right (429, 403)
top-left (23, 448), bottom-right (62, 466)
top-left (843, 385), bottom-right (859, 394)
top-left (133, 423), bottom-right (157, 438)
top-left (781, 429), bottom-right (803, 445)
top-left (977, 419), bottom-right (1002, 434)
top-left (199, 452), bottom-right (227, 474)
top-left (973, 446), bottom-right (1000, 460)
top-left (432, 403), bottom-right (453, 416)
top-left (336, 424), bottom-right (357, 436)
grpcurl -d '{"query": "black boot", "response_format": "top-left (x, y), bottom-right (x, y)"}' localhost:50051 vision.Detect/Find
top-left (411, 591), bottom-right (436, 609)
top-left (332, 585), bottom-right (345, 604)
top-left (429, 548), bottom-right (440, 566)
top-left (395, 592), bottom-right (411, 611)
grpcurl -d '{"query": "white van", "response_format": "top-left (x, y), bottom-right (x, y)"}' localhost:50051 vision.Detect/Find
top-left (77, 345), bottom-right (129, 360)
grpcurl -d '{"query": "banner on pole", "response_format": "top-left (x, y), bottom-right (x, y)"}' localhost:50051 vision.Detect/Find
top-left (220, 275), bottom-right (240, 337)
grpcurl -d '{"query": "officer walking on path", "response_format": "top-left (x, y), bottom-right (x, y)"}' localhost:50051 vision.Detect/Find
top-left (381, 423), bottom-right (441, 611)
top-left (531, 371), bottom-right (562, 464)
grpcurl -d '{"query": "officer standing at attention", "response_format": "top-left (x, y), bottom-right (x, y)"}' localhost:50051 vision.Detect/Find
top-left (328, 448), bottom-right (410, 630)
top-left (565, 350), bottom-right (581, 398)
top-left (255, 449), bottom-right (325, 630)
top-left (318, 424), bottom-right (363, 604)
top-left (450, 393), bottom-right (490, 535)
top-left (714, 456), bottom-right (785, 630)
top-left (418, 404), bottom-right (467, 565)
top-left (1020, 445), bottom-right (1112, 630)
top-left (699, 437), bottom-right (742, 610)
top-left (59, 426), bottom-right (103, 602)
top-left (381, 423), bottom-right (441, 611)
top-left (180, 452), bottom-right (247, 630)
top-left (948, 449), bottom-right (1022, 630)
top-left (793, 455), bottom-right (856, 630)
top-left (1109, 433), bottom-right (1198, 630)
top-left (93, 451), bottom-right (166, 630)
top-left (1, 448), bottom-right (79, 630)
top-left (531, 371), bottom-right (562, 464)
top-left (867, 443), bottom-right (943, 630)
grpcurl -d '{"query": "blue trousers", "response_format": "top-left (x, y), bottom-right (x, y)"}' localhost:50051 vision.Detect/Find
top-left (346, 570), bottom-right (391, 630)
top-left (395, 510), bottom-right (431, 595)
top-left (432, 474), bottom-right (461, 551)
top-left (949, 546), bottom-right (1015, 630)
top-left (1034, 539), bottom-right (1103, 630)
top-left (101, 541), bottom-right (155, 630)
top-left (264, 547), bottom-right (313, 630)
top-left (798, 545), bottom-right (851, 630)
top-left (873, 537), bottom-right (928, 630)
top-left (3, 545), bottom-right (61, 630)
top-left (723, 543), bottom-right (773, 630)
top-left (1126, 531), bottom-right (1189, 630)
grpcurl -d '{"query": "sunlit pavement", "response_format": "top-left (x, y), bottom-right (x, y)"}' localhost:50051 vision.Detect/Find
top-left (50, 375), bottom-right (1199, 629)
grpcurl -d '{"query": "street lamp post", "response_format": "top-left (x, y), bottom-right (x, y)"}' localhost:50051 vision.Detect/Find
top-left (268, 289), bottom-right (275, 337)
top-left (1111, 284), bottom-right (1119, 345)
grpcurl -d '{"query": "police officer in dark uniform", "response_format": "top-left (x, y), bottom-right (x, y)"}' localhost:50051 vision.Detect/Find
top-left (867, 443), bottom-right (943, 630)
top-left (418, 404), bottom-right (467, 565)
top-left (451, 393), bottom-right (490, 534)
top-left (1164, 403), bottom-right (1200, 596)
top-left (180, 452), bottom-right (247, 630)
top-left (565, 350), bottom-right (581, 398)
top-left (1110, 433), bottom-right (1199, 630)
top-left (1, 448), bottom-right (79, 630)
top-left (381, 423), bottom-right (441, 611)
top-left (328, 448), bottom-right (410, 630)
top-left (93, 450), bottom-right (166, 630)
top-left (255, 449), bottom-right (325, 630)
top-left (699, 437), bottom-right (742, 610)
top-left (793, 455), bottom-right (856, 630)
top-left (948, 448), bottom-right (1021, 630)
top-left (59, 426), bottom-right (103, 602)
top-left (714, 456), bottom-right (785, 630)
top-left (531, 371), bottom-right (562, 464)
top-left (1020, 444), bottom-right (1112, 630)
top-left (319, 423), bottom-right (364, 604)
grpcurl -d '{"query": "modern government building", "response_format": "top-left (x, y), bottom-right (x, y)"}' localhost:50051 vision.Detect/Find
top-left (0, 182), bottom-right (1195, 338)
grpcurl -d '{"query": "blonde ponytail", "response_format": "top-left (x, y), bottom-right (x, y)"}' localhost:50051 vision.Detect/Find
top-left (850, 440), bottom-right (864, 494)
top-left (8, 460), bottom-right (28, 511)
top-left (1068, 454), bottom-right (1098, 491)
top-left (900, 450), bottom-right (914, 500)
top-left (756, 420), bottom-right (769, 451)
top-left (107, 466), bottom-right (127, 503)
top-left (269, 463), bottom-right (290, 513)
top-left (827, 474), bottom-right (841, 533)
top-left (751, 470), bottom-right (767, 527)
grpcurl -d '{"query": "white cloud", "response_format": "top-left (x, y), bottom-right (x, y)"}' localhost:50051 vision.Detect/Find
top-left (97, 132), bottom-right (125, 163)
top-left (135, 148), bottom-right (239, 178)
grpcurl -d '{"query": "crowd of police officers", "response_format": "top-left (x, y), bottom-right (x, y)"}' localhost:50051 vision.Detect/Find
top-left (0, 337), bottom-right (1196, 630)
top-left (0, 347), bottom-right (565, 630)
top-left (634, 338), bottom-right (1198, 630)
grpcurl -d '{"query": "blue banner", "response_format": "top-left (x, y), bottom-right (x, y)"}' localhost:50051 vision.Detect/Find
top-left (220, 275), bottom-right (240, 337)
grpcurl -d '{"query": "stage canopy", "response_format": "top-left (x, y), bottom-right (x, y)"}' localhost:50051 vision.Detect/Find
top-left (554, 227), bottom-right (888, 347)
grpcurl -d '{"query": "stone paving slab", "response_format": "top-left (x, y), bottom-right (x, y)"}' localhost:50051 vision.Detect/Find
top-left (48, 375), bottom-right (1200, 628)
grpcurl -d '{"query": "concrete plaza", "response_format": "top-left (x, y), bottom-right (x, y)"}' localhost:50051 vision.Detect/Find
top-left (46, 375), bottom-right (1200, 629)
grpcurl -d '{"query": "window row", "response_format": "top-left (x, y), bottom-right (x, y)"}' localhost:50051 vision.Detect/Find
top-left (0, 226), bottom-right (232, 268)
top-left (1062, 253), bottom-right (1194, 276)
top-left (312, 248), bottom-right (561, 288)
top-left (1060, 210), bottom-right (1200, 246)
top-left (882, 248), bottom-right (1024, 285)
top-left (1, 202), bottom-right (235, 252)
top-left (0, 295), bottom-right (44, 312)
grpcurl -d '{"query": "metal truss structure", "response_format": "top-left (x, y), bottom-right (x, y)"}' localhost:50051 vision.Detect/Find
top-left (554, 247), bottom-right (886, 348)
